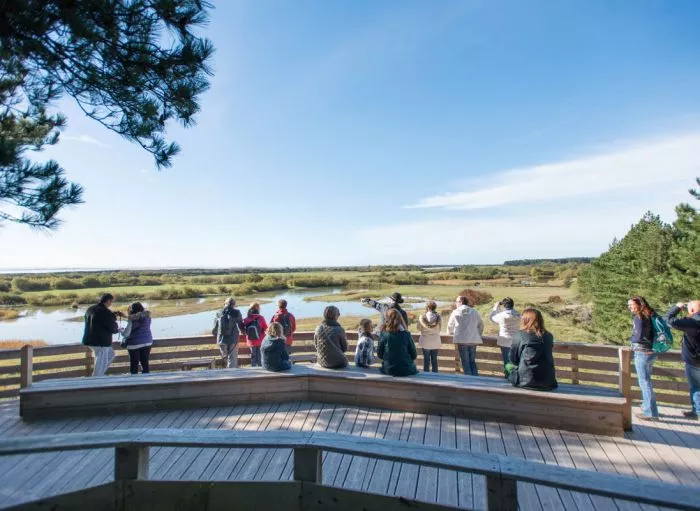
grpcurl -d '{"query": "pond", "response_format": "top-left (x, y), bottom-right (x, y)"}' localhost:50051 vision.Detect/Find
top-left (0, 289), bottom-right (431, 345)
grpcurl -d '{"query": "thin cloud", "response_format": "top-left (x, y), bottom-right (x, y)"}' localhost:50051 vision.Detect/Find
top-left (62, 134), bottom-right (111, 148)
top-left (406, 133), bottom-right (700, 210)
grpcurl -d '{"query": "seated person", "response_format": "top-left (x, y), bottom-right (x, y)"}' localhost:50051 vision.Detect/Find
top-left (377, 309), bottom-right (418, 376)
top-left (261, 322), bottom-right (292, 372)
top-left (355, 318), bottom-right (376, 368)
top-left (314, 305), bottom-right (348, 369)
top-left (505, 308), bottom-right (558, 391)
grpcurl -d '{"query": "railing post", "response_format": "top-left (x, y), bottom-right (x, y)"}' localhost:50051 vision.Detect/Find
top-left (485, 474), bottom-right (518, 511)
top-left (20, 345), bottom-right (33, 389)
top-left (570, 352), bottom-right (579, 385)
top-left (618, 347), bottom-right (632, 431)
top-left (293, 447), bottom-right (322, 483)
top-left (114, 445), bottom-right (150, 480)
top-left (454, 344), bottom-right (460, 374)
top-left (85, 347), bottom-right (94, 377)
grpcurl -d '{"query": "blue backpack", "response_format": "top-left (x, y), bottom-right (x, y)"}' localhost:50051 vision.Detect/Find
top-left (651, 314), bottom-right (674, 353)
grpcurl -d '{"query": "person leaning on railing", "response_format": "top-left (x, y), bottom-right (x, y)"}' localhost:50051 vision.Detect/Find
top-left (447, 295), bottom-right (484, 376)
top-left (628, 296), bottom-right (659, 422)
top-left (504, 308), bottom-right (557, 391)
top-left (119, 302), bottom-right (153, 375)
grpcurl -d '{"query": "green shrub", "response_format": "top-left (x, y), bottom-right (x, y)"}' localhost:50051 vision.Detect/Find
top-left (0, 293), bottom-right (27, 305)
top-left (52, 278), bottom-right (83, 290)
top-left (459, 288), bottom-right (493, 306)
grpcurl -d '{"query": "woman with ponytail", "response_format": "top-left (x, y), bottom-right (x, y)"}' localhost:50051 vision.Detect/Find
top-left (628, 296), bottom-right (659, 421)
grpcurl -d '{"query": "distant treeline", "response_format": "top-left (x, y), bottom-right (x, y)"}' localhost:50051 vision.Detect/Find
top-left (503, 258), bottom-right (593, 266)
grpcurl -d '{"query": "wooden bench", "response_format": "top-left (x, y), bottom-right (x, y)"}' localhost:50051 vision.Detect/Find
top-left (18, 365), bottom-right (628, 436)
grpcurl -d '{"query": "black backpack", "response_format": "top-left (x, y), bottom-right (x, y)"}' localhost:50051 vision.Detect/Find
top-left (218, 309), bottom-right (235, 337)
top-left (246, 317), bottom-right (261, 341)
top-left (278, 312), bottom-right (293, 337)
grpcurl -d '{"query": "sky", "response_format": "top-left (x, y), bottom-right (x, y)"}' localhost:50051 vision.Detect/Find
top-left (1, 0), bottom-right (700, 269)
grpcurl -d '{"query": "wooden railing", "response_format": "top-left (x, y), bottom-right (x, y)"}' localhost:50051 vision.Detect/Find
top-left (0, 333), bottom-right (690, 407)
top-left (0, 429), bottom-right (698, 510)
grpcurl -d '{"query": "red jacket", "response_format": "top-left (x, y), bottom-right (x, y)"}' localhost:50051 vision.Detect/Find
top-left (242, 313), bottom-right (268, 347)
top-left (270, 309), bottom-right (296, 345)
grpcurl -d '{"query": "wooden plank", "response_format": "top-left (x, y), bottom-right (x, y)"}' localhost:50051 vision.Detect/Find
top-left (263, 403), bottom-right (316, 481)
top-left (341, 408), bottom-right (382, 490)
top-left (281, 404), bottom-right (330, 480)
top-left (498, 423), bottom-right (542, 511)
top-left (464, 418), bottom-right (484, 510)
top-left (559, 430), bottom-right (620, 510)
top-left (415, 413), bottom-right (441, 504)
top-left (365, 410), bottom-right (405, 495)
top-left (541, 429), bottom-right (596, 511)
top-left (329, 408), bottom-right (370, 486)
top-left (223, 403), bottom-right (276, 480)
top-left (319, 406), bottom-right (360, 485)
top-left (231, 403), bottom-right (285, 481)
top-left (252, 402), bottom-right (302, 481)
top-left (359, 409), bottom-right (392, 492)
top-left (179, 405), bottom-right (246, 481)
top-left (436, 415), bottom-right (458, 508)
top-left (33, 344), bottom-right (86, 357)
top-left (393, 412), bottom-right (426, 500)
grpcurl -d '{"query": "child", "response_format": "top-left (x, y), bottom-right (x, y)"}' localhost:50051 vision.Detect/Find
top-left (261, 322), bottom-right (292, 372)
top-left (418, 301), bottom-right (441, 372)
top-left (355, 319), bottom-right (376, 368)
top-left (243, 302), bottom-right (267, 367)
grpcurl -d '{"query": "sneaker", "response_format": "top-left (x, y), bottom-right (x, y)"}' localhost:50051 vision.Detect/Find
top-left (682, 410), bottom-right (699, 419)
top-left (635, 412), bottom-right (659, 422)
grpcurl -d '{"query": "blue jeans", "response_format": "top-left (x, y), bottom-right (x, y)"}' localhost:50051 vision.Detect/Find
top-left (685, 362), bottom-right (700, 415)
top-left (422, 349), bottom-right (439, 372)
top-left (250, 346), bottom-right (262, 367)
top-left (500, 347), bottom-right (511, 366)
top-left (634, 351), bottom-right (658, 418)
top-left (458, 345), bottom-right (478, 376)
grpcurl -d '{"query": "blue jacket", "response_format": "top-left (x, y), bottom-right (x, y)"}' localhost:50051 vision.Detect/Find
top-left (124, 311), bottom-right (153, 349)
top-left (665, 306), bottom-right (700, 366)
top-left (261, 335), bottom-right (292, 372)
top-left (629, 315), bottom-right (654, 352)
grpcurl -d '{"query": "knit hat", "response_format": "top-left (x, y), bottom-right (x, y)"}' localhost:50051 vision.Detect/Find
top-left (389, 292), bottom-right (404, 304)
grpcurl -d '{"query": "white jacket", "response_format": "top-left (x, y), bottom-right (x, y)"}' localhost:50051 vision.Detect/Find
top-left (489, 305), bottom-right (521, 347)
top-left (447, 305), bottom-right (484, 345)
top-left (418, 312), bottom-right (442, 350)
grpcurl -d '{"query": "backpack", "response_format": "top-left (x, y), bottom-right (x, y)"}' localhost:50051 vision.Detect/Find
top-left (651, 313), bottom-right (674, 353)
top-left (218, 309), bottom-right (235, 337)
top-left (246, 317), bottom-right (261, 341)
top-left (277, 312), bottom-right (293, 337)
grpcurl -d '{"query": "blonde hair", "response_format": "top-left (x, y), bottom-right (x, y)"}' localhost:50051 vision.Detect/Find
top-left (323, 305), bottom-right (340, 322)
top-left (248, 302), bottom-right (260, 315)
top-left (267, 322), bottom-right (284, 338)
top-left (520, 308), bottom-right (545, 337)
top-left (382, 308), bottom-right (405, 333)
top-left (359, 318), bottom-right (373, 334)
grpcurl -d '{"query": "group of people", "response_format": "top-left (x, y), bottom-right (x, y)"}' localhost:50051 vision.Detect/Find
top-left (627, 297), bottom-right (700, 422)
top-left (80, 290), bottom-right (700, 421)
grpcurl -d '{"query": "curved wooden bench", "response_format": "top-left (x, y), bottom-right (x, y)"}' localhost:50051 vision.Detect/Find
top-left (19, 365), bottom-right (628, 436)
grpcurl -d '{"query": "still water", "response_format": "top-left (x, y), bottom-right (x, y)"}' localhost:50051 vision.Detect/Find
top-left (0, 289), bottom-right (409, 345)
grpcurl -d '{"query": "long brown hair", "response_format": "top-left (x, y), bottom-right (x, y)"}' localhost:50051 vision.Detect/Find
top-left (629, 296), bottom-right (654, 319)
top-left (382, 308), bottom-right (405, 333)
top-left (520, 308), bottom-right (545, 337)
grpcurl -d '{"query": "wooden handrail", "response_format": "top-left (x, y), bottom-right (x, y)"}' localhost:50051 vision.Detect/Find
top-left (0, 429), bottom-right (697, 510)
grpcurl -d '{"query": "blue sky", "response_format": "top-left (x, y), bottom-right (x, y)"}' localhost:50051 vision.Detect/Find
top-left (2, 0), bottom-right (700, 269)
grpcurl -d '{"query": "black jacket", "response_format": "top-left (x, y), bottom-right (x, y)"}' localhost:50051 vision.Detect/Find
top-left (508, 330), bottom-right (558, 391)
top-left (82, 303), bottom-right (118, 347)
top-left (665, 306), bottom-right (700, 366)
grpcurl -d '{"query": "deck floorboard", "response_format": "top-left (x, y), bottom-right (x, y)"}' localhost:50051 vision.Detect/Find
top-left (0, 401), bottom-right (698, 510)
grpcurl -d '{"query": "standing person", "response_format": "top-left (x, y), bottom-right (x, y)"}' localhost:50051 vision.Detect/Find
top-left (82, 293), bottom-right (119, 376)
top-left (361, 292), bottom-right (409, 331)
top-left (355, 319), bottom-right (376, 368)
top-left (418, 301), bottom-right (442, 372)
top-left (664, 300), bottom-right (700, 420)
top-left (505, 308), bottom-right (557, 391)
top-left (447, 296), bottom-right (484, 376)
top-left (121, 302), bottom-right (153, 375)
top-left (212, 297), bottom-right (244, 369)
top-left (314, 306), bottom-right (348, 369)
top-left (490, 297), bottom-right (521, 366)
top-left (261, 322), bottom-right (292, 372)
top-left (628, 296), bottom-right (659, 421)
top-left (243, 302), bottom-right (267, 367)
top-left (270, 299), bottom-right (296, 346)
top-left (377, 309), bottom-right (417, 376)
